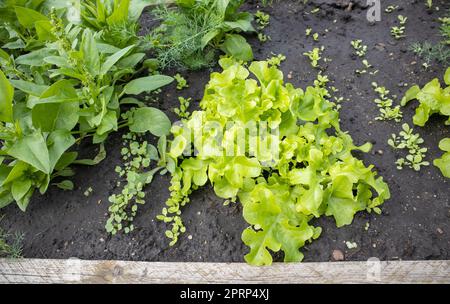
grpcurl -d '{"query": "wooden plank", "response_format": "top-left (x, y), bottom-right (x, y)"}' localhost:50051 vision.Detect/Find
top-left (0, 259), bottom-right (449, 284)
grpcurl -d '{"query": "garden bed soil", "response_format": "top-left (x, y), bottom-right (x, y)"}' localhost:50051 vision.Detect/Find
top-left (1, 0), bottom-right (449, 263)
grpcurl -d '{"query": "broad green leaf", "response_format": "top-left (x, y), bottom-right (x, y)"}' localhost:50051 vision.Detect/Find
top-left (129, 107), bottom-right (171, 136)
top-left (55, 152), bottom-right (78, 171)
top-left (47, 130), bottom-right (76, 173)
top-left (439, 138), bottom-right (450, 152)
top-left (35, 20), bottom-right (55, 41)
top-left (401, 85), bottom-right (420, 106)
top-left (200, 29), bottom-right (221, 49)
top-left (11, 178), bottom-right (32, 202)
top-left (445, 67), bottom-right (450, 86)
top-left (434, 153), bottom-right (450, 178)
top-left (81, 29), bottom-right (100, 76)
top-left (15, 48), bottom-right (55, 66)
top-left (100, 44), bottom-right (135, 75)
top-left (434, 138), bottom-right (450, 178)
top-left (220, 34), bottom-right (253, 62)
top-left (0, 69), bottom-right (14, 122)
top-left (7, 131), bottom-right (51, 174)
top-left (0, 190), bottom-right (14, 209)
top-left (54, 180), bottom-right (74, 190)
top-left (241, 182), bottom-right (315, 266)
top-left (96, 110), bottom-right (117, 135)
top-left (107, 0), bottom-right (130, 25)
top-left (14, 6), bottom-right (49, 29)
top-left (16, 188), bottom-right (33, 211)
top-left (10, 79), bottom-right (48, 96)
top-left (32, 79), bottom-right (79, 105)
top-left (2, 161), bottom-right (29, 186)
top-left (117, 53), bottom-right (145, 69)
top-left (122, 75), bottom-right (173, 95)
top-left (224, 13), bottom-right (255, 32)
top-left (44, 56), bottom-right (71, 68)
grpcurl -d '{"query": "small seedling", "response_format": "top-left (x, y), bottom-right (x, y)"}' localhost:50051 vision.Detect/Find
top-left (255, 10), bottom-right (270, 29)
top-left (313, 73), bottom-right (329, 87)
top-left (84, 187), bottom-right (93, 197)
top-left (389, 125), bottom-right (429, 170)
top-left (371, 82), bottom-right (403, 122)
top-left (345, 241), bottom-right (358, 249)
top-left (305, 28), bottom-right (312, 36)
top-left (257, 32), bottom-right (271, 42)
top-left (391, 26), bottom-right (406, 39)
top-left (174, 73), bottom-right (188, 90)
top-left (107, 133), bottom-right (168, 235)
top-left (385, 5), bottom-right (399, 13)
top-left (398, 15), bottom-right (408, 25)
top-left (351, 39), bottom-right (368, 57)
top-left (267, 53), bottom-right (286, 66)
top-left (174, 97), bottom-right (191, 119)
top-left (303, 47), bottom-right (324, 68)
top-left (388, 124), bottom-right (430, 171)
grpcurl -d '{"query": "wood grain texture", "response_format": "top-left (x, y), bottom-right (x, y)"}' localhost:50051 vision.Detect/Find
top-left (0, 259), bottom-right (449, 284)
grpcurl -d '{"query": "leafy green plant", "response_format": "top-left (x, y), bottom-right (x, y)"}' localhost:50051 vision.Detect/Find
top-left (159, 59), bottom-right (390, 265)
top-left (0, 3), bottom-right (174, 211)
top-left (388, 124), bottom-right (429, 171)
top-left (147, 0), bottom-right (255, 70)
top-left (255, 10), bottom-right (269, 29)
top-left (257, 32), bottom-right (270, 42)
top-left (401, 68), bottom-right (450, 126)
top-left (351, 39), bottom-right (367, 57)
top-left (107, 131), bottom-right (172, 235)
top-left (371, 82), bottom-right (403, 122)
top-left (174, 73), bottom-right (189, 90)
top-left (267, 53), bottom-right (285, 66)
top-left (385, 5), bottom-right (398, 13)
top-left (303, 47), bottom-right (323, 68)
top-left (398, 15), bottom-right (408, 26)
top-left (80, 0), bottom-right (151, 49)
top-left (401, 68), bottom-right (450, 178)
top-left (434, 138), bottom-right (450, 178)
top-left (391, 26), bottom-right (405, 39)
top-left (174, 97), bottom-right (191, 119)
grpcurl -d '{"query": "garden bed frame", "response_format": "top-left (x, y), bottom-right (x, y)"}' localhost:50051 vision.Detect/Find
top-left (0, 259), bottom-right (449, 283)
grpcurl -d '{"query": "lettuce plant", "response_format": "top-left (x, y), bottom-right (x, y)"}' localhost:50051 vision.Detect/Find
top-left (401, 68), bottom-right (450, 178)
top-left (434, 138), bottom-right (450, 178)
top-left (159, 59), bottom-right (390, 265)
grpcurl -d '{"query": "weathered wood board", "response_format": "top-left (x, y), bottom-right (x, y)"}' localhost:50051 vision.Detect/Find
top-left (0, 259), bottom-right (449, 284)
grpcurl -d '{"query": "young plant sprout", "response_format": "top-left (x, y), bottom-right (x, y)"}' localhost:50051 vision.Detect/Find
top-left (388, 124), bottom-right (429, 171)
top-left (303, 47), bottom-right (324, 68)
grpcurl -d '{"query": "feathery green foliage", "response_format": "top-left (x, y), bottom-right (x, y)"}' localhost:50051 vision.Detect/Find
top-left (147, 0), bottom-right (255, 70)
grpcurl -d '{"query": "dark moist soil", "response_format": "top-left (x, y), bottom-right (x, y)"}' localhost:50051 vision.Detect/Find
top-left (1, 0), bottom-right (450, 263)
